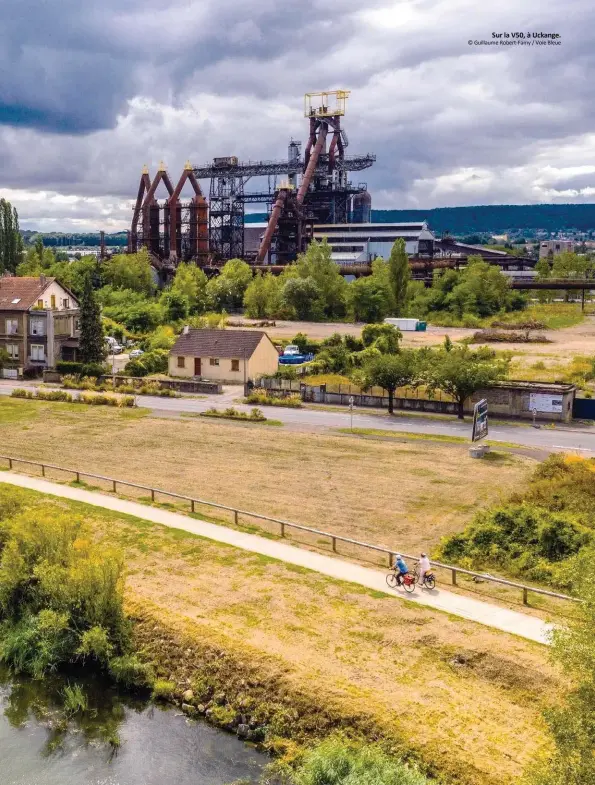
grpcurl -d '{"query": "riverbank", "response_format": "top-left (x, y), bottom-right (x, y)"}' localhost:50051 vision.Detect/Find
top-left (0, 484), bottom-right (558, 785)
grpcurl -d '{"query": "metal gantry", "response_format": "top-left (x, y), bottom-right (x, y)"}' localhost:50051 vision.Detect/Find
top-left (129, 91), bottom-right (376, 272)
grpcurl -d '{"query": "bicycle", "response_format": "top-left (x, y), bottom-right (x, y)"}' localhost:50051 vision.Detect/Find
top-left (386, 568), bottom-right (416, 593)
top-left (413, 567), bottom-right (436, 590)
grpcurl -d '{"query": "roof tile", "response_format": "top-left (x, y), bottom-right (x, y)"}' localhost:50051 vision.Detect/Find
top-left (171, 329), bottom-right (269, 359)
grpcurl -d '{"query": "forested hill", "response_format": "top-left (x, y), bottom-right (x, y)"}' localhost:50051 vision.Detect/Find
top-left (246, 204), bottom-right (595, 235)
top-left (372, 204), bottom-right (595, 234)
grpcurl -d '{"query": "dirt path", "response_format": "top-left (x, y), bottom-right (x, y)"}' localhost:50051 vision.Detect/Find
top-left (0, 471), bottom-right (554, 645)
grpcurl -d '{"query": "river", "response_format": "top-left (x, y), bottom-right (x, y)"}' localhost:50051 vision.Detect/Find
top-left (0, 667), bottom-right (265, 785)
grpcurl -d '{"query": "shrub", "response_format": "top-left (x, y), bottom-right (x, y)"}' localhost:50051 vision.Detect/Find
top-left (152, 679), bottom-right (176, 701)
top-left (245, 391), bottom-right (302, 408)
top-left (63, 683), bottom-right (88, 715)
top-left (289, 736), bottom-right (428, 785)
top-left (56, 361), bottom-right (83, 375)
top-left (0, 497), bottom-right (131, 678)
top-left (123, 349), bottom-right (168, 378)
top-left (109, 655), bottom-right (153, 688)
top-left (439, 455), bottom-right (595, 589)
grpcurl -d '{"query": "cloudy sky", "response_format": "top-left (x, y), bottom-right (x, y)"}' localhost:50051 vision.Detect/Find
top-left (0, 0), bottom-right (592, 232)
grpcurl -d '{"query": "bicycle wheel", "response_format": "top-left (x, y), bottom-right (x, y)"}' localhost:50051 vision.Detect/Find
top-left (386, 572), bottom-right (399, 589)
top-left (403, 577), bottom-right (416, 593)
top-left (424, 575), bottom-right (436, 590)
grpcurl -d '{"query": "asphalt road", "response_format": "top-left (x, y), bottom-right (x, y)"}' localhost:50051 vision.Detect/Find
top-left (2, 381), bottom-right (592, 454)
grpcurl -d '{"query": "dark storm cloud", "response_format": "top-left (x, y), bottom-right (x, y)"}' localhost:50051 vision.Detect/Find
top-left (0, 0), bottom-right (383, 133)
top-left (1, 0), bottom-right (595, 227)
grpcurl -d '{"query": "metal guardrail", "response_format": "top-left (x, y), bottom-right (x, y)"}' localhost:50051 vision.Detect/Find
top-left (0, 454), bottom-right (580, 607)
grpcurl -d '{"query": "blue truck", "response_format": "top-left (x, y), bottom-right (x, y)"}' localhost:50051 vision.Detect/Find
top-left (278, 344), bottom-right (314, 365)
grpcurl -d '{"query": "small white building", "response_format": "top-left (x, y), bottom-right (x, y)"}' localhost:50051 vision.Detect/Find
top-left (169, 328), bottom-right (279, 384)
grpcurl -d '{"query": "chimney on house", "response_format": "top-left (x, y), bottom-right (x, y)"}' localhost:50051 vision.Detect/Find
top-left (183, 325), bottom-right (190, 335)
top-left (40, 274), bottom-right (47, 287)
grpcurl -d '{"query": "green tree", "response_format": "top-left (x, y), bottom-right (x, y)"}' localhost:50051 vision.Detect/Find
top-left (294, 238), bottom-right (347, 318)
top-left (0, 347), bottom-right (10, 371)
top-left (79, 276), bottom-right (106, 365)
top-left (170, 263), bottom-right (209, 314)
top-left (535, 256), bottom-right (553, 304)
top-left (425, 345), bottom-right (509, 419)
top-left (551, 250), bottom-right (593, 279)
top-left (102, 249), bottom-right (154, 294)
top-left (243, 273), bottom-right (268, 318)
top-left (282, 277), bottom-right (322, 320)
top-left (0, 199), bottom-right (23, 273)
top-left (388, 238), bottom-right (410, 316)
top-left (206, 258), bottom-right (253, 311)
top-left (361, 323), bottom-right (401, 354)
top-left (347, 276), bottom-right (390, 323)
top-left (528, 560), bottom-right (595, 785)
top-left (160, 290), bottom-right (189, 321)
top-left (360, 351), bottom-right (418, 414)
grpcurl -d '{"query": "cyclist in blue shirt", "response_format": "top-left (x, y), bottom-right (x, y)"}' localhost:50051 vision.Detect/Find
top-left (395, 554), bottom-right (409, 585)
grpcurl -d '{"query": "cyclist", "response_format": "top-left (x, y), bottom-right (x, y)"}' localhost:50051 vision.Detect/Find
top-left (394, 554), bottom-right (409, 586)
top-left (418, 552), bottom-right (431, 585)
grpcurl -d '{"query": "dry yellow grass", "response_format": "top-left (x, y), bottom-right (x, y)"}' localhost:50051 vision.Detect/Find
top-left (0, 398), bottom-right (532, 554)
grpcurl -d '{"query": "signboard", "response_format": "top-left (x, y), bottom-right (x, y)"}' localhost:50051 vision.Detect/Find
top-left (472, 399), bottom-right (488, 442)
top-left (529, 393), bottom-right (563, 414)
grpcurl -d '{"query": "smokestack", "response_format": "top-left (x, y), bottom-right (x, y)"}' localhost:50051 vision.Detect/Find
top-left (183, 325), bottom-right (190, 335)
top-left (40, 274), bottom-right (46, 286)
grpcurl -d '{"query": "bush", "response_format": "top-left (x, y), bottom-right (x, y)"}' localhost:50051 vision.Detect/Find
top-left (10, 389), bottom-right (134, 408)
top-left (152, 679), bottom-right (176, 701)
top-left (123, 349), bottom-right (168, 378)
top-left (0, 493), bottom-right (131, 679)
top-left (245, 391), bottom-right (302, 408)
top-left (289, 737), bottom-right (428, 785)
top-left (56, 361), bottom-right (83, 375)
top-left (109, 655), bottom-right (153, 688)
top-left (439, 455), bottom-right (595, 589)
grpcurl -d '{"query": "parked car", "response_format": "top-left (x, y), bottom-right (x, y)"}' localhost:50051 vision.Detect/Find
top-left (129, 349), bottom-right (144, 359)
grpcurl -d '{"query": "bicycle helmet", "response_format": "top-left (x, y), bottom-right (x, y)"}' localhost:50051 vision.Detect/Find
top-left (395, 554), bottom-right (402, 560)
top-left (421, 552), bottom-right (427, 558)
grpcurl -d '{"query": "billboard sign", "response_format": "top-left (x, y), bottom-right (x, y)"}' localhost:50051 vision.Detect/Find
top-left (472, 399), bottom-right (488, 442)
top-left (529, 393), bottom-right (563, 414)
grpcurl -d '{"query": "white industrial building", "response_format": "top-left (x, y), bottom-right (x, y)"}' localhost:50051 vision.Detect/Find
top-left (244, 221), bottom-right (437, 266)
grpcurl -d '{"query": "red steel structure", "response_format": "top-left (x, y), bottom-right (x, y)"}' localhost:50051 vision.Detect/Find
top-left (129, 162), bottom-right (208, 276)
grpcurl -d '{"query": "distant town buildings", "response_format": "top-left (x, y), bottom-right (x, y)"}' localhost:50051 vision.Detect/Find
top-left (539, 240), bottom-right (574, 258)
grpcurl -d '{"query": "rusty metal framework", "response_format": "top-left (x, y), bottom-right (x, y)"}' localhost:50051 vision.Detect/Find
top-left (129, 90), bottom-right (376, 271)
top-left (129, 161), bottom-right (208, 277)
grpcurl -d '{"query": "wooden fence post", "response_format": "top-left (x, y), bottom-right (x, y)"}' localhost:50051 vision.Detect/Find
top-left (234, 510), bottom-right (239, 525)
top-left (452, 569), bottom-right (457, 586)
top-left (113, 480), bottom-right (117, 493)
top-left (523, 587), bottom-right (528, 605)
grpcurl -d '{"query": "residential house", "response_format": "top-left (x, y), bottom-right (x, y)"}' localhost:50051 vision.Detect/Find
top-left (169, 328), bottom-right (279, 383)
top-left (0, 275), bottom-right (80, 378)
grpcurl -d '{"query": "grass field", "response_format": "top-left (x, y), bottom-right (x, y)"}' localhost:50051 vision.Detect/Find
top-left (0, 484), bottom-right (559, 785)
top-left (0, 397), bottom-right (532, 554)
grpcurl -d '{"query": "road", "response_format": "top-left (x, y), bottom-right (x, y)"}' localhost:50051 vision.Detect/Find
top-left (0, 471), bottom-right (554, 645)
top-left (1, 381), bottom-right (594, 453)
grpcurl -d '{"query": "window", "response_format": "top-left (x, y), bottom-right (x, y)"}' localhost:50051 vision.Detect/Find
top-left (231, 359), bottom-right (240, 372)
top-left (177, 356), bottom-right (185, 368)
top-left (50, 295), bottom-right (56, 309)
top-left (11, 298), bottom-right (21, 305)
top-left (37, 299), bottom-right (44, 308)
top-left (6, 344), bottom-right (18, 359)
top-left (62, 298), bottom-right (69, 309)
top-left (209, 358), bottom-right (219, 366)
top-left (30, 318), bottom-right (44, 336)
top-left (30, 344), bottom-right (45, 362)
top-left (5, 319), bottom-right (18, 335)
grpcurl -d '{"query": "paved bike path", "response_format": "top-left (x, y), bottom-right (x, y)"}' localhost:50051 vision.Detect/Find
top-left (0, 472), bottom-right (553, 645)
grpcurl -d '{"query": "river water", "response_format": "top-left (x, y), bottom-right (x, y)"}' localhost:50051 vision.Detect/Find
top-left (0, 668), bottom-right (264, 785)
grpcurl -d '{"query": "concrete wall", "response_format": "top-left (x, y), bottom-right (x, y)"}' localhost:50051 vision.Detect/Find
top-left (169, 335), bottom-right (279, 383)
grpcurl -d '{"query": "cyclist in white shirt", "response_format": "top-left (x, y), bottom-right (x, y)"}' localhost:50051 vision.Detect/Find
top-left (418, 553), bottom-right (431, 585)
